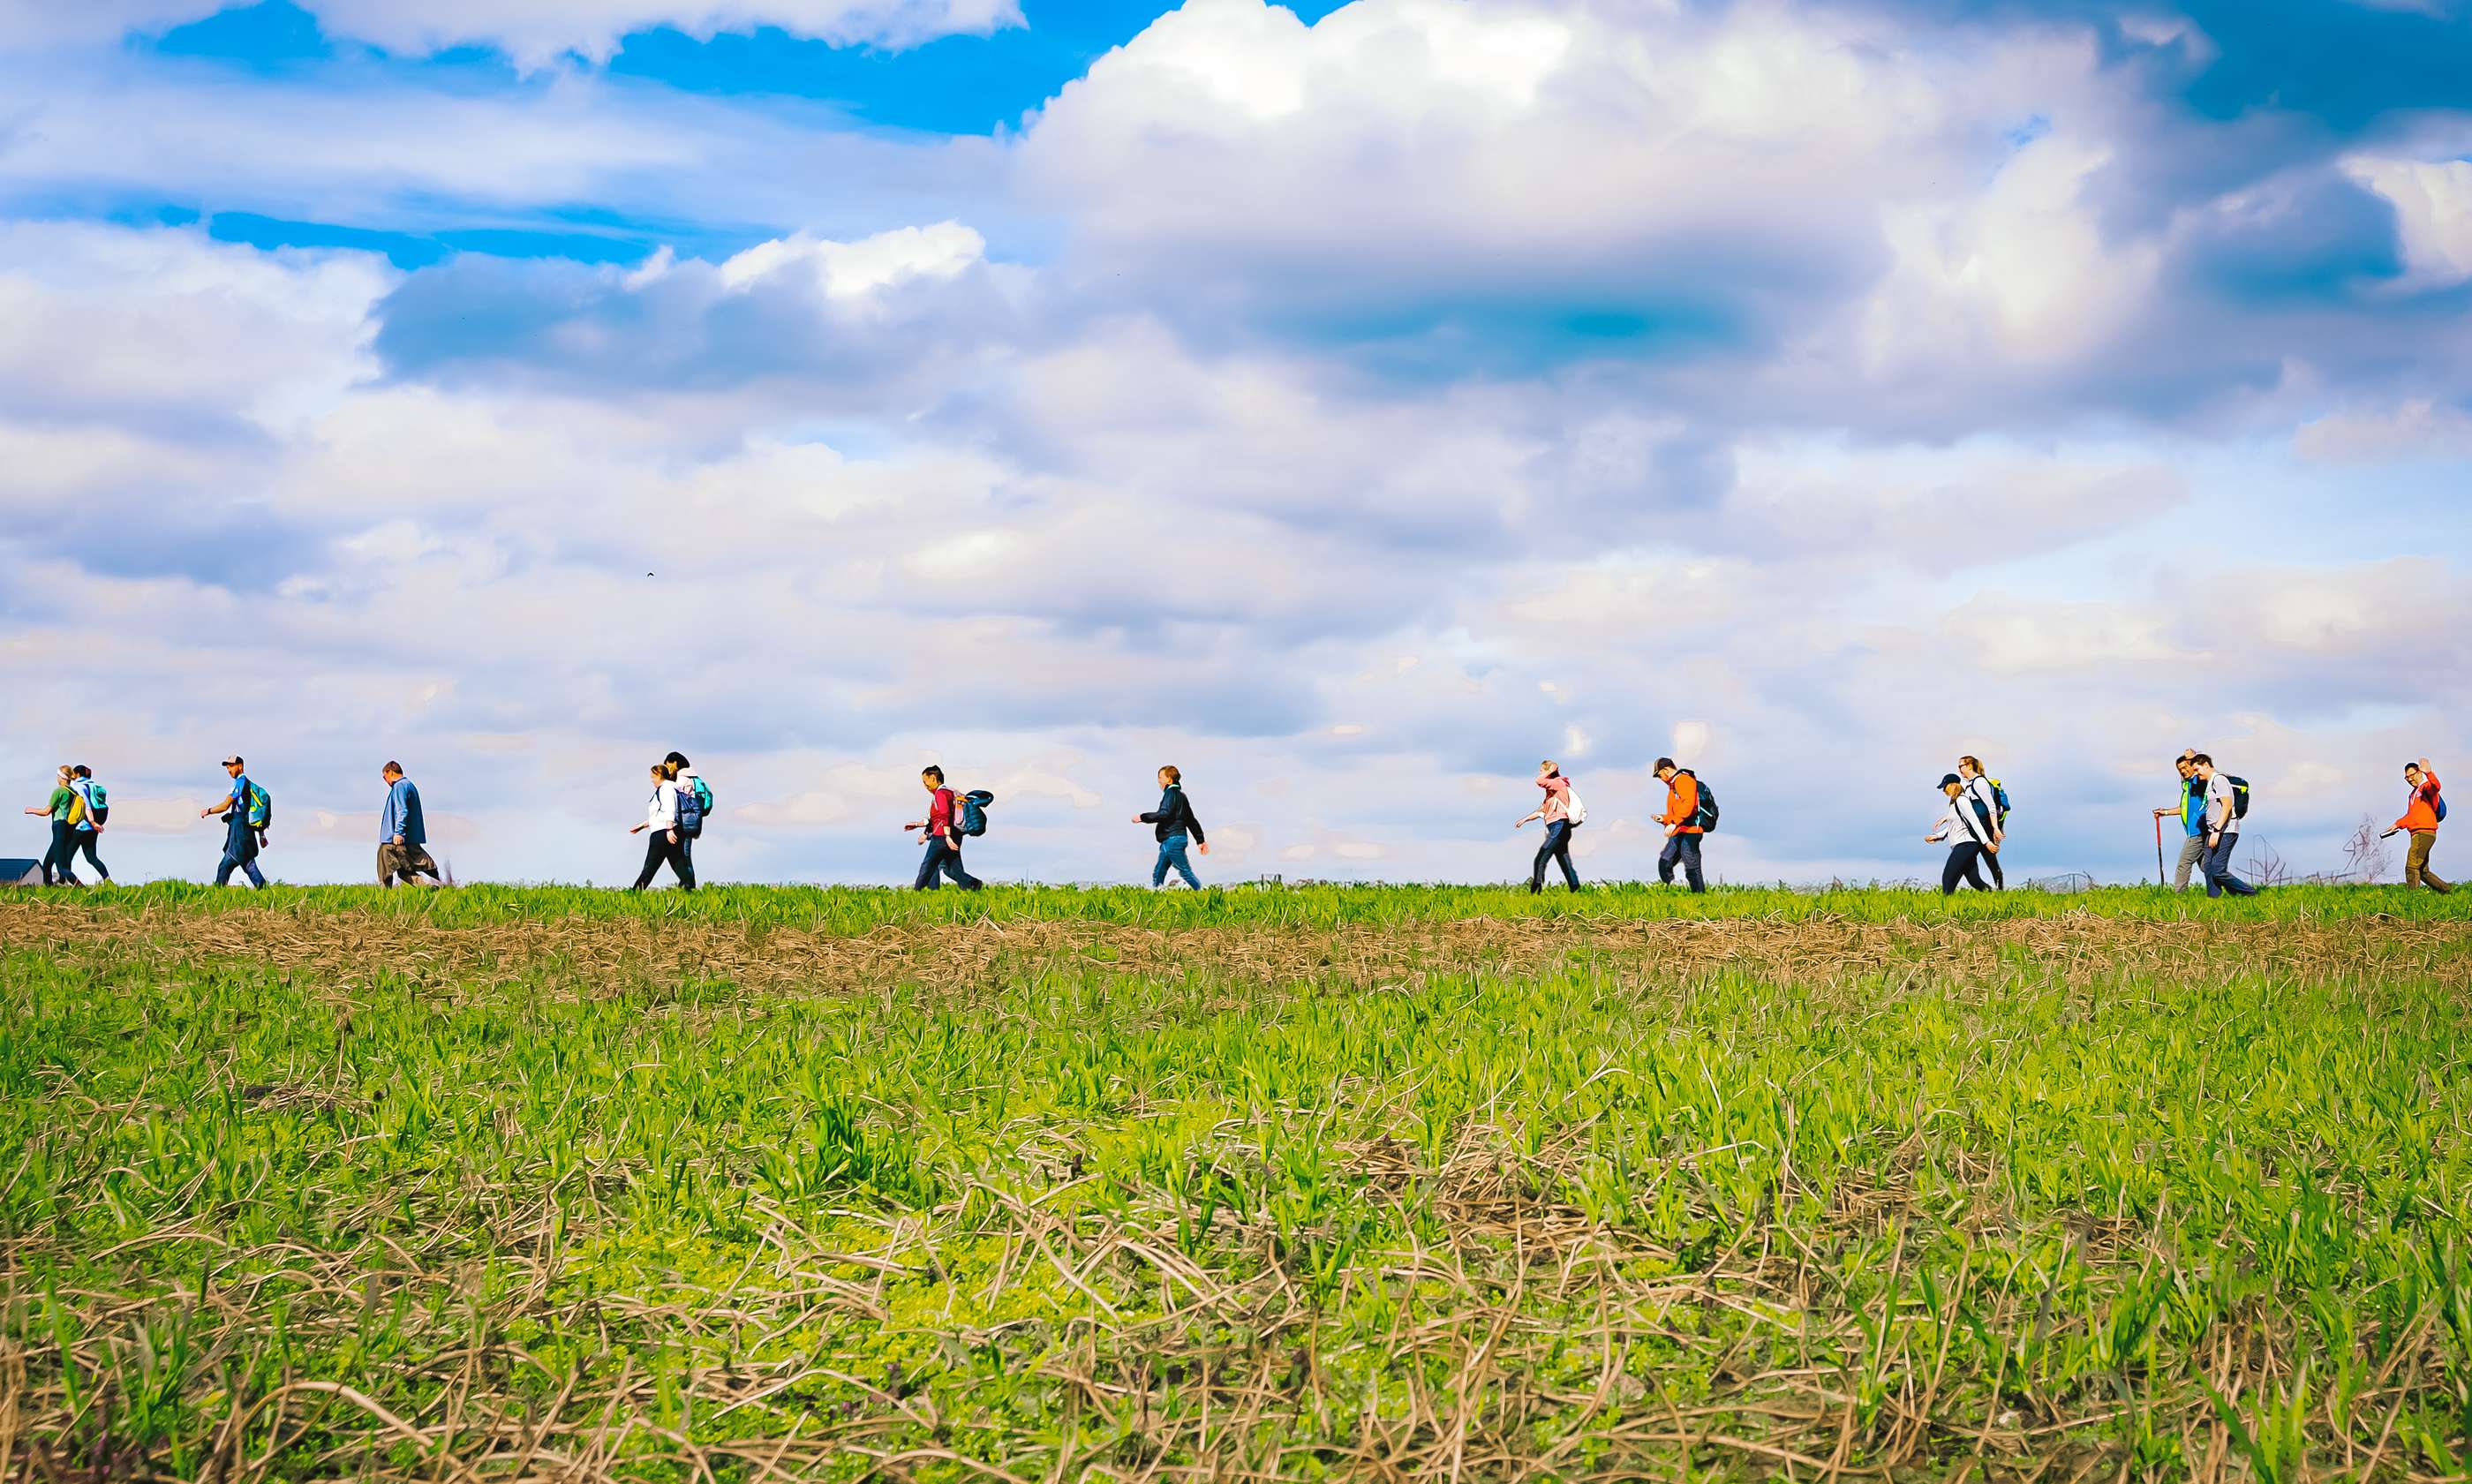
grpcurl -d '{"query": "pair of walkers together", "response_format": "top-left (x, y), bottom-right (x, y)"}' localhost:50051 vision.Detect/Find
top-left (183, 756), bottom-right (447, 889)
top-left (897, 764), bottom-right (1210, 891)
top-left (1515, 758), bottom-right (1718, 893)
top-left (22, 765), bottom-right (109, 885)
top-left (2151, 750), bottom-right (2448, 894)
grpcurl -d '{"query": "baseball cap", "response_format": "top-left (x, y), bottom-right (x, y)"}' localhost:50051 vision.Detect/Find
top-left (1940, 772), bottom-right (1963, 788)
top-left (222, 755), bottom-right (244, 767)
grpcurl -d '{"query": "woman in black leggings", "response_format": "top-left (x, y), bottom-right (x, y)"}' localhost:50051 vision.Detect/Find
top-left (629, 761), bottom-right (696, 890)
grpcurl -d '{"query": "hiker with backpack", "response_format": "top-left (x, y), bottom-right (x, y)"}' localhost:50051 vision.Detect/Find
top-left (2385, 757), bottom-right (2451, 893)
top-left (665, 752), bottom-right (712, 846)
top-left (1654, 757), bottom-right (1714, 893)
top-left (2152, 751), bottom-right (2207, 890)
top-left (629, 760), bottom-right (697, 890)
top-left (23, 765), bottom-right (84, 885)
top-left (69, 765), bottom-right (108, 884)
top-left (378, 762), bottom-right (444, 887)
top-left (1926, 771), bottom-right (1999, 893)
top-left (2191, 754), bottom-right (2258, 897)
top-left (1513, 759), bottom-right (1583, 893)
top-left (1956, 757), bottom-right (2008, 888)
top-left (200, 754), bottom-right (269, 888)
top-left (905, 765), bottom-right (985, 891)
top-left (1134, 765), bottom-right (1209, 888)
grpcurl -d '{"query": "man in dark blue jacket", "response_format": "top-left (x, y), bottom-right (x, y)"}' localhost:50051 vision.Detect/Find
top-left (1134, 765), bottom-right (1209, 887)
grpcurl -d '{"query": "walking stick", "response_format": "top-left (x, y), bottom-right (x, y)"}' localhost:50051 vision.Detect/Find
top-left (2154, 813), bottom-right (2166, 885)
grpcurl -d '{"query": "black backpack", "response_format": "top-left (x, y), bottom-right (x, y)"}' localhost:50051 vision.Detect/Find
top-left (2223, 775), bottom-right (2250, 819)
top-left (957, 789), bottom-right (994, 837)
top-left (1684, 772), bottom-right (1720, 832)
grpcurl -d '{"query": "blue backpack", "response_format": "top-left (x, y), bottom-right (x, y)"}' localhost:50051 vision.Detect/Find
top-left (957, 789), bottom-right (993, 838)
top-left (243, 780), bottom-right (272, 831)
top-left (1988, 777), bottom-right (2012, 825)
top-left (675, 780), bottom-right (705, 839)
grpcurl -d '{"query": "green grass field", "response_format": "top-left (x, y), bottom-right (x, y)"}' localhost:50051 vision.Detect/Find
top-left (4, 885), bottom-right (2468, 1480)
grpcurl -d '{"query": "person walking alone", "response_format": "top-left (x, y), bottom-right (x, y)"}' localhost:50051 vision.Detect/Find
top-left (1956, 757), bottom-right (2006, 889)
top-left (2390, 757), bottom-right (2451, 893)
top-left (2152, 751), bottom-right (2206, 890)
top-left (905, 765), bottom-right (983, 891)
top-left (629, 761), bottom-right (696, 891)
top-left (1926, 772), bottom-right (1998, 894)
top-left (1134, 765), bottom-right (1209, 888)
top-left (378, 762), bottom-right (445, 887)
top-left (1653, 758), bottom-right (1708, 893)
top-left (1513, 760), bottom-right (1582, 893)
top-left (68, 765), bottom-right (108, 884)
top-left (23, 765), bottom-right (82, 885)
top-left (201, 755), bottom-right (268, 888)
top-left (2191, 754), bottom-right (2258, 897)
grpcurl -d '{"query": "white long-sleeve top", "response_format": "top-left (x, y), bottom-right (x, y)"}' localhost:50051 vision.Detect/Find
top-left (1963, 775), bottom-right (2002, 835)
top-left (1928, 790), bottom-right (1997, 847)
top-left (644, 778), bottom-right (680, 831)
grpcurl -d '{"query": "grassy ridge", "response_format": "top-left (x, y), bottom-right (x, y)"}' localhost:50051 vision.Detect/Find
top-left (3, 890), bottom-right (2468, 1480)
top-left (27, 878), bottom-right (2472, 928)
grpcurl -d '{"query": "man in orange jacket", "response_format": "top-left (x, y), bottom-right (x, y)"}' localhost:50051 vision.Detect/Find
top-left (1654, 757), bottom-right (1706, 893)
top-left (2390, 757), bottom-right (2452, 893)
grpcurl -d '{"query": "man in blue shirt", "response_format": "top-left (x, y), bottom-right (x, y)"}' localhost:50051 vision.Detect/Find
top-left (378, 761), bottom-right (444, 887)
top-left (200, 754), bottom-right (267, 888)
top-left (2152, 750), bottom-right (2206, 890)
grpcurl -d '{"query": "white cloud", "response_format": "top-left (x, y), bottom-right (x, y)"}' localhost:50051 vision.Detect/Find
top-left (2346, 156), bottom-right (2472, 284)
top-left (715, 222), bottom-right (985, 298)
top-left (2295, 399), bottom-right (2472, 462)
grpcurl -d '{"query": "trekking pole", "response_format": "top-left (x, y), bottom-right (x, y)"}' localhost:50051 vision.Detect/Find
top-left (2153, 814), bottom-right (2166, 885)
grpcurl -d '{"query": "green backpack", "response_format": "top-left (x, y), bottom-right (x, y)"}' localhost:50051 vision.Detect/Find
top-left (244, 781), bottom-right (273, 831)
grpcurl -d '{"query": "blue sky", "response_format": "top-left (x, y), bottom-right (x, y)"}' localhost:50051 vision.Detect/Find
top-left (2, 0), bottom-right (2468, 887)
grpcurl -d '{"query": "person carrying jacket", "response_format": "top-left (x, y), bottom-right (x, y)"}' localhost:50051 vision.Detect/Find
top-left (1926, 772), bottom-right (1997, 894)
top-left (629, 761), bottom-right (696, 890)
top-left (1134, 765), bottom-right (1209, 888)
top-left (2152, 751), bottom-right (2206, 890)
top-left (23, 765), bottom-right (81, 885)
top-left (68, 765), bottom-right (108, 884)
top-left (200, 755), bottom-right (268, 888)
top-left (1513, 759), bottom-right (1581, 893)
top-left (378, 761), bottom-right (444, 887)
top-left (1654, 757), bottom-right (1707, 893)
top-left (2391, 757), bottom-right (2451, 893)
top-left (905, 765), bottom-right (982, 891)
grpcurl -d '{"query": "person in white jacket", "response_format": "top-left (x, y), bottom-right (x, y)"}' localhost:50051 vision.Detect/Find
top-left (628, 761), bottom-right (696, 891)
top-left (1925, 772), bottom-right (1998, 895)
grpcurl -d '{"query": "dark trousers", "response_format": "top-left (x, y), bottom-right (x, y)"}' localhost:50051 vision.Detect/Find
top-left (632, 830), bottom-right (696, 890)
top-left (215, 827), bottom-right (266, 888)
top-left (1658, 832), bottom-right (1706, 892)
top-left (1982, 839), bottom-right (2005, 888)
top-left (1941, 841), bottom-right (1992, 894)
top-left (73, 828), bottom-right (107, 880)
top-left (1152, 833), bottom-right (1200, 888)
top-left (41, 820), bottom-right (79, 884)
top-left (1529, 820), bottom-right (1579, 893)
top-left (379, 841), bottom-right (441, 886)
top-left (2203, 832), bottom-right (2257, 897)
top-left (915, 838), bottom-right (983, 891)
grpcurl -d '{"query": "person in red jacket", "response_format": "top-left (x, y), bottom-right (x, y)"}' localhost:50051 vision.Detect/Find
top-left (1654, 757), bottom-right (1707, 893)
top-left (2389, 757), bottom-right (2451, 893)
top-left (904, 765), bottom-right (983, 891)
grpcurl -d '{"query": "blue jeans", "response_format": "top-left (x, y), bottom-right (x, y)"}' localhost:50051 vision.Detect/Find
top-left (1153, 833), bottom-right (1200, 888)
top-left (215, 847), bottom-right (267, 888)
top-left (1659, 832), bottom-right (1706, 893)
top-left (2203, 832), bottom-right (2257, 896)
top-left (914, 839), bottom-right (982, 891)
top-left (1530, 820), bottom-right (1579, 892)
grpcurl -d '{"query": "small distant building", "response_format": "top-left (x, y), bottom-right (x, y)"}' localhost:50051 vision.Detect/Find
top-left (0, 858), bottom-right (42, 886)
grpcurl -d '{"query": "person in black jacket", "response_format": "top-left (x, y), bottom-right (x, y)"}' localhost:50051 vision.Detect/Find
top-left (1134, 765), bottom-right (1210, 887)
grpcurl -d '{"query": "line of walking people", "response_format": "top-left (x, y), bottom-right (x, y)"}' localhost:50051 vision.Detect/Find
top-left (17, 748), bottom-right (2451, 894)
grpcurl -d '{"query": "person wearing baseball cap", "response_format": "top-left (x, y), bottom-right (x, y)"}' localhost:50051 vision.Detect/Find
top-left (1925, 771), bottom-right (1997, 895)
top-left (200, 755), bottom-right (268, 888)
